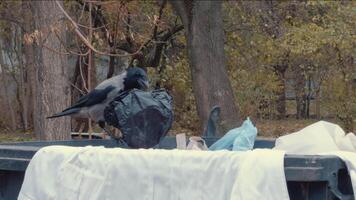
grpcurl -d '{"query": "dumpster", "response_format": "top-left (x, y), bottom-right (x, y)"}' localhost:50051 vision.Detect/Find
top-left (0, 137), bottom-right (354, 200)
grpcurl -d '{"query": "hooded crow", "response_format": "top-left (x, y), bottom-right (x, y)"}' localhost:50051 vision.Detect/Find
top-left (48, 67), bottom-right (149, 129)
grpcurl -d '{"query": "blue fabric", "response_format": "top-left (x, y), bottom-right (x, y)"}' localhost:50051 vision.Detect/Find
top-left (209, 118), bottom-right (258, 151)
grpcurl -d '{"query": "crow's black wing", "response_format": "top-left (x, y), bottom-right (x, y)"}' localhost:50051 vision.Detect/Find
top-left (63, 86), bottom-right (115, 111)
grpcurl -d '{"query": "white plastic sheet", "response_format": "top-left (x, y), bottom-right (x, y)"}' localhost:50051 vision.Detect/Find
top-left (19, 147), bottom-right (288, 200)
top-left (274, 121), bottom-right (356, 199)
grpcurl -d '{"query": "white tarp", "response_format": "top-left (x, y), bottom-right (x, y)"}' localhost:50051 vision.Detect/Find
top-left (274, 121), bottom-right (356, 199)
top-left (18, 147), bottom-right (288, 200)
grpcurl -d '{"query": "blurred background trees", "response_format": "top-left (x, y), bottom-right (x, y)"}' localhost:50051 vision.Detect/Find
top-left (0, 0), bottom-right (354, 140)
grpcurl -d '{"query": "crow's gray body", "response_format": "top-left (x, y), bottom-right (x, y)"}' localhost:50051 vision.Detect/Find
top-left (48, 67), bottom-right (149, 125)
top-left (72, 72), bottom-right (126, 122)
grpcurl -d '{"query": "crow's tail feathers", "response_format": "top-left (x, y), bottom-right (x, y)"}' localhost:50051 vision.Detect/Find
top-left (47, 108), bottom-right (80, 119)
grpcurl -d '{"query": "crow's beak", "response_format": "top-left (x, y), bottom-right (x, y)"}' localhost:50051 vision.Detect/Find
top-left (138, 79), bottom-right (149, 90)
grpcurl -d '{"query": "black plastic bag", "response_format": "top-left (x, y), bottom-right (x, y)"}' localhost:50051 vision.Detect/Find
top-left (104, 89), bottom-right (173, 148)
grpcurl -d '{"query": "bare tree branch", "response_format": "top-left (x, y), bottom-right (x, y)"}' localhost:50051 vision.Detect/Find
top-left (152, 0), bottom-right (167, 40)
top-left (55, 0), bottom-right (144, 57)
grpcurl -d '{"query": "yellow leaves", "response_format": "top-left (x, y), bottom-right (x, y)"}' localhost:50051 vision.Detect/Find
top-left (227, 65), bottom-right (282, 118)
top-left (285, 15), bottom-right (292, 20)
top-left (23, 30), bottom-right (42, 45)
top-left (153, 14), bottom-right (160, 26)
top-left (222, 1), bottom-right (356, 121)
top-left (152, 55), bottom-right (199, 131)
top-left (312, 15), bottom-right (321, 23)
top-left (280, 22), bottom-right (329, 56)
top-left (24, 21), bottom-right (66, 46)
top-left (322, 69), bottom-right (356, 122)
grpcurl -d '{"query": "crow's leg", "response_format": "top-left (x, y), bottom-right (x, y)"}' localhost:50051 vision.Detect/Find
top-left (98, 121), bottom-right (127, 146)
top-left (98, 121), bottom-right (113, 137)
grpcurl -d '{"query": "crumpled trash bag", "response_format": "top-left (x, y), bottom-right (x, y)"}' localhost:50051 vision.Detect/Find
top-left (176, 133), bottom-right (187, 150)
top-left (104, 89), bottom-right (173, 148)
top-left (209, 117), bottom-right (258, 151)
top-left (186, 136), bottom-right (208, 151)
top-left (175, 134), bottom-right (208, 151)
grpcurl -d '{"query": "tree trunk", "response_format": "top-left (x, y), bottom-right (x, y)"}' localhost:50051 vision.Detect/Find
top-left (294, 65), bottom-right (306, 119)
top-left (276, 82), bottom-right (286, 119)
top-left (340, 81), bottom-right (354, 132)
top-left (305, 75), bottom-right (312, 118)
top-left (71, 56), bottom-right (87, 133)
top-left (0, 46), bottom-right (17, 131)
top-left (171, 1), bottom-right (241, 135)
top-left (15, 29), bottom-right (29, 131)
top-left (32, 1), bottom-right (71, 140)
top-left (342, 62), bottom-right (354, 132)
top-left (107, 55), bottom-right (115, 78)
top-left (22, 1), bottom-right (36, 131)
top-left (315, 89), bottom-right (321, 119)
top-left (273, 64), bottom-right (288, 119)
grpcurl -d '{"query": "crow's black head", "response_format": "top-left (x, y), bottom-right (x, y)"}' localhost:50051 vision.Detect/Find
top-left (123, 67), bottom-right (149, 91)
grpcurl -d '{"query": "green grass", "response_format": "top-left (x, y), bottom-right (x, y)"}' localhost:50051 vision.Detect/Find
top-left (0, 131), bottom-right (35, 143)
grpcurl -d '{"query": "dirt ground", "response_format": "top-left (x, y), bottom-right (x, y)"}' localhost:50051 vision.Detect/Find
top-left (169, 118), bottom-right (349, 138)
top-left (0, 118), bottom-right (351, 143)
top-left (255, 119), bottom-right (320, 138)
